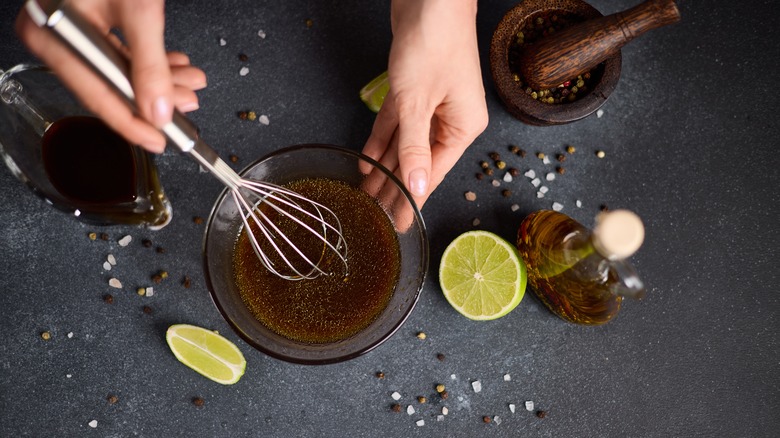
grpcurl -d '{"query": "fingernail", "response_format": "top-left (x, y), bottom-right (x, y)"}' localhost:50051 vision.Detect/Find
top-left (152, 96), bottom-right (173, 127)
top-left (142, 141), bottom-right (166, 154)
top-left (179, 100), bottom-right (200, 112)
top-left (408, 168), bottom-right (428, 197)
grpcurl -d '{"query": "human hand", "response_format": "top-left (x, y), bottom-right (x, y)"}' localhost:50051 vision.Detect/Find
top-left (15, 0), bottom-right (206, 153)
top-left (361, 0), bottom-right (488, 209)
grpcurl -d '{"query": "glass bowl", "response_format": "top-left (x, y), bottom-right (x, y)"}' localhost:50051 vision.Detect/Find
top-left (202, 144), bottom-right (428, 364)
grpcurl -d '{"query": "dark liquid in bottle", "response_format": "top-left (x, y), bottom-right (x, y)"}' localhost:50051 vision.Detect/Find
top-left (233, 178), bottom-right (401, 344)
top-left (42, 116), bottom-right (137, 204)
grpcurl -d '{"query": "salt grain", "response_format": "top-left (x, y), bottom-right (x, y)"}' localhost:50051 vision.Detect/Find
top-left (543, 156), bottom-right (551, 165)
top-left (239, 67), bottom-right (250, 76)
top-left (66, 374), bottom-right (72, 378)
top-left (524, 169), bottom-right (536, 179)
top-left (552, 202), bottom-right (564, 212)
top-left (416, 419), bottom-right (425, 427)
top-left (257, 29), bottom-right (266, 39)
top-left (108, 278), bottom-right (122, 289)
top-left (219, 38), bottom-right (226, 46)
top-left (471, 380), bottom-right (482, 393)
top-left (503, 173), bottom-right (513, 183)
top-left (103, 261), bottom-right (112, 271)
top-left (494, 416), bottom-right (502, 425)
top-left (510, 204), bottom-right (520, 212)
top-left (450, 374), bottom-right (457, 380)
top-left (118, 235), bottom-right (132, 247)
top-left (503, 374), bottom-right (511, 381)
top-left (146, 287), bottom-right (154, 297)
top-left (442, 407), bottom-right (449, 415)
top-left (491, 179), bottom-right (500, 187)
top-left (539, 186), bottom-right (549, 194)
top-left (67, 332), bottom-right (74, 339)
top-left (525, 400), bottom-right (534, 411)
top-left (437, 415), bottom-right (445, 422)
top-left (406, 405), bottom-right (415, 415)
top-left (546, 172), bottom-right (556, 181)
top-left (258, 115), bottom-right (270, 125)
top-left (537, 191), bottom-right (545, 199)
top-left (107, 254), bottom-right (116, 265)
top-left (509, 403), bottom-right (516, 413)
top-left (576, 199), bottom-right (582, 208)
top-left (597, 109), bottom-right (604, 118)
top-left (472, 218), bottom-right (481, 226)
top-left (531, 178), bottom-right (541, 187)
top-left (464, 191), bottom-right (477, 202)
top-left (391, 392), bottom-right (401, 400)
top-left (88, 420), bottom-right (97, 428)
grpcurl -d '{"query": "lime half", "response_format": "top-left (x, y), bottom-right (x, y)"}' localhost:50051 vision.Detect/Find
top-left (359, 71), bottom-right (389, 112)
top-left (166, 324), bottom-right (246, 385)
top-left (439, 231), bottom-right (527, 320)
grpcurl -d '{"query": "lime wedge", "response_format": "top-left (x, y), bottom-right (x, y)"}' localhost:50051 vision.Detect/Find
top-left (359, 71), bottom-right (389, 112)
top-left (439, 231), bottom-right (527, 320)
top-left (166, 324), bottom-right (246, 385)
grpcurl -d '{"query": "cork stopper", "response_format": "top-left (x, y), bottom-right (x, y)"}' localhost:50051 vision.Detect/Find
top-left (592, 210), bottom-right (644, 260)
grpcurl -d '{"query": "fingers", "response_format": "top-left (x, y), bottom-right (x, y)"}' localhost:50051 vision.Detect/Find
top-left (15, 8), bottom-right (168, 153)
top-left (395, 99), bottom-right (433, 206)
top-left (116, 0), bottom-right (173, 128)
top-left (361, 103), bottom-right (398, 175)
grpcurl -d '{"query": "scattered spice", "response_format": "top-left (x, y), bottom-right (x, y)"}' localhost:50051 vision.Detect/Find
top-left (600, 204), bottom-right (609, 212)
top-left (103, 294), bottom-right (114, 304)
top-left (483, 416), bottom-right (492, 423)
top-left (416, 332), bottom-right (426, 340)
top-left (509, 168), bottom-right (520, 177)
top-left (556, 166), bottom-right (566, 175)
top-left (40, 331), bottom-right (51, 341)
top-left (137, 287), bottom-right (146, 296)
top-left (238, 111), bottom-right (248, 120)
top-left (193, 216), bottom-right (204, 225)
top-left (305, 18), bottom-right (313, 28)
top-left (536, 152), bottom-right (545, 160)
top-left (107, 395), bottom-right (118, 405)
top-left (100, 233), bottom-right (109, 241)
top-left (488, 152), bottom-right (500, 161)
top-left (436, 353), bottom-right (446, 361)
top-left (491, 180), bottom-right (500, 187)
top-left (142, 239), bottom-right (153, 248)
top-left (508, 145), bottom-right (520, 154)
top-left (464, 191), bottom-right (477, 202)
top-left (142, 305), bottom-right (153, 315)
top-left (436, 384), bottom-right (446, 393)
top-left (152, 274), bottom-right (163, 284)
top-left (536, 410), bottom-right (547, 419)
top-left (182, 276), bottom-right (192, 289)
top-left (596, 150), bottom-right (606, 158)
top-left (556, 153), bottom-right (566, 162)
top-left (417, 396), bottom-right (427, 404)
top-left (88, 232), bottom-right (97, 241)
top-left (238, 53), bottom-right (248, 62)
top-left (475, 173), bottom-right (484, 181)
top-left (156, 246), bottom-right (166, 254)
top-left (484, 168), bottom-right (494, 176)
top-left (229, 154), bottom-right (239, 163)
top-left (440, 390), bottom-right (449, 400)
top-left (567, 145), bottom-right (576, 154)
top-left (501, 189), bottom-right (512, 198)
top-left (495, 160), bottom-right (506, 169)
top-left (391, 403), bottom-right (402, 413)
top-left (246, 111), bottom-right (257, 121)
top-left (376, 371), bottom-right (385, 379)
top-left (192, 397), bottom-right (205, 407)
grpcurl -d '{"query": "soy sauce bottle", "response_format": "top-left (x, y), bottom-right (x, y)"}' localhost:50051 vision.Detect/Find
top-left (516, 209), bottom-right (645, 325)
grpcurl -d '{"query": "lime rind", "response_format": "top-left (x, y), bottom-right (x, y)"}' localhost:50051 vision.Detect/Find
top-left (439, 231), bottom-right (527, 321)
top-left (359, 71), bottom-right (389, 113)
top-left (166, 324), bottom-right (246, 385)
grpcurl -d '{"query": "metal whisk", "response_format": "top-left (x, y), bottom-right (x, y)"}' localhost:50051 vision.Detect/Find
top-left (27, 0), bottom-right (348, 280)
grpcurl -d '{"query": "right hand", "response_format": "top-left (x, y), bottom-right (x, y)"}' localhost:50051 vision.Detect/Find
top-left (15, 0), bottom-right (206, 153)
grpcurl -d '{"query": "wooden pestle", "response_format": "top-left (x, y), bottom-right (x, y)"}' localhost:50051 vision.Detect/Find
top-left (519, 0), bottom-right (681, 90)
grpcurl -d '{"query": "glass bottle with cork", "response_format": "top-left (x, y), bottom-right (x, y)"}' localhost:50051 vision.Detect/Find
top-left (516, 209), bottom-right (645, 325)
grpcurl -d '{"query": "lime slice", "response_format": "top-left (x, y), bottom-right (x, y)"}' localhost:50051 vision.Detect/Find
top-left (439, 231), bottom-right (527, 320)
top-left (359, 71), bottom-right (389, 112)
top-left (166, 324), bottom-right (246, 385)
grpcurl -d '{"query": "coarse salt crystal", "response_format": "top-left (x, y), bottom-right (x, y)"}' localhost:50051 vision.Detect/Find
top-left (88, 420), bottom-right (97, 428)
top-left (437, 415), bottom-right (445, 422)
top-left (539, 186), bottom-right (549, 194)
top-left (491, 179), bottom-right (500, 187)
top-left (416, 419), bottom-right (425, 427)
top-left (537, 191), bottom-right (545, 199)
top-left (407, 405), bottom-right (415, 415)
top-left (510, 204), bottom-right (520, 212)
top-left (66, 374), bottom-right (72, 378)
top-left (391, 392), bottom-right (401, 400)
top-left (576, 200), bottom-right (582, 208)
top-left (450, 374), bottom-right (457, 380)
top-left (597, 109), bottom-right (604, 118)
top-left (524, 169), bottom-right (536, 179)
top-left (67, 332), bottom-right (74, 338)
top-left (546, 172), bottom-right (556, 181)
top-left (494, 416), bottom-right (502, 425)
top-left (543, 156), bottom-right (551, 165)
top-left (464, 191), bottom-right (477, 201)
top-left (525, 400), bottom-right (534, 411)
top-left (239, 67), bottom-right (250, 76)
top-left (471, 380), bottom-right (482, 393)
top-left (472, 218), bottom-right (481, 226)
top-left (146, 287), bottom-right (154, 297)
top-left (118, 235), bottom-right (132, 247)
top-left (103, 261), bottom-right (112, 271)
top-left (107, 254), bottom-right (116, 265)
top-left (259, 115), bottom-right (270, 125)
top-left (108, 278), bottom-right (122, 289)
top-left (219, 38), bottom-right (226, 46)
top-left (442, 407), bottom-right (449, 415)
top-left (509, 404), bottom-right (516, 413)
top-left (257, 29), bottom-right (266, 39)
top-left (531, 178), bottom-right (541, 187)
top-left (503, 374), bottom-right (511, 381)
top-left (552, 202), bottom-right (564, 212)
top-left (503, 173), bottom-right (513, 183)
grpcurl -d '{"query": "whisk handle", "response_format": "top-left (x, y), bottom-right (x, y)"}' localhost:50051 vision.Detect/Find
top-left (26, 0), bottom-right (199, 153)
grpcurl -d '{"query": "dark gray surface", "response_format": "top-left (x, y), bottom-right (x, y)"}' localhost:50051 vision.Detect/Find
top-left (1, 0), bottom-right (778, 436)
